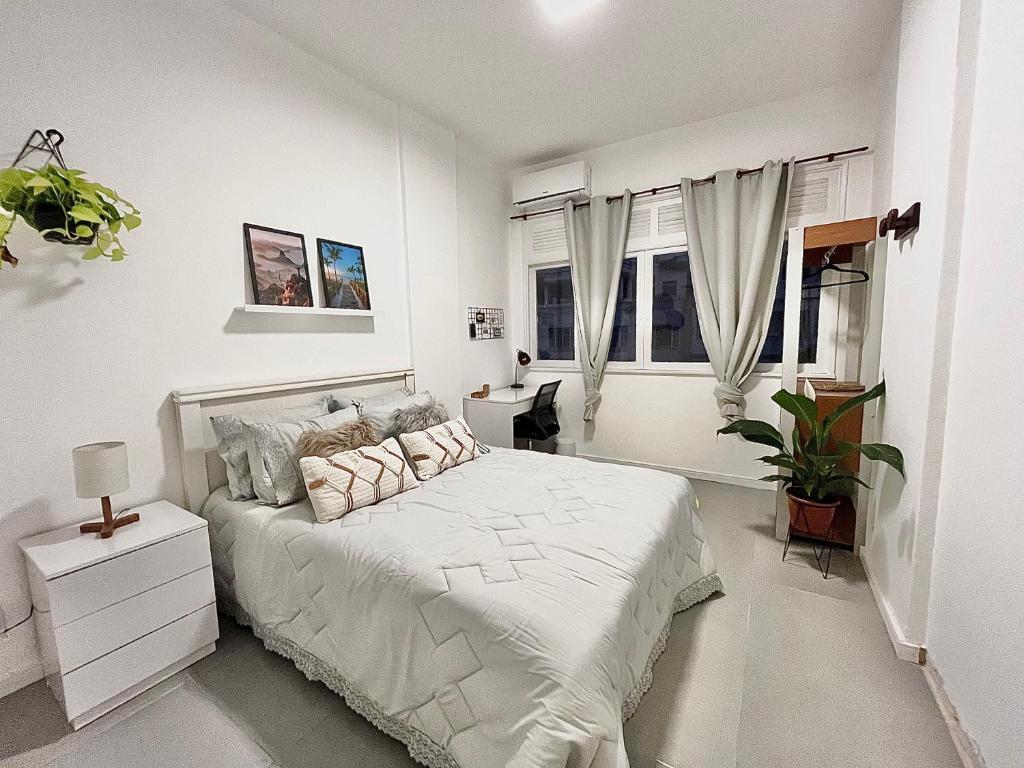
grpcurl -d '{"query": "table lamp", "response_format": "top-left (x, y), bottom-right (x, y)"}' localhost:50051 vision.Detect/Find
top-left (73, 441), bottom-right (140, 539)
top-left (510, 349), bottom-right (532, 389)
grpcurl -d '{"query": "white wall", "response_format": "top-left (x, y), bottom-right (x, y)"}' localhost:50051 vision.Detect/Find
top-left (0, 0), bottom-right (506, 696)
top-left (926, 2), bottom-right (1024, 766)
top-left (456, 145), bottom-right (514, 395)
top-left (398, 107), bottom-right (464, 414)
top-left (510, 80), bottom-right (878, 483)
top-left (861, 0), bottom-right (975, 651)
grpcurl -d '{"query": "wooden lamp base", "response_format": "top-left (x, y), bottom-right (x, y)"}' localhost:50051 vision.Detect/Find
top-left (80, 496), bottom-right (140, 539)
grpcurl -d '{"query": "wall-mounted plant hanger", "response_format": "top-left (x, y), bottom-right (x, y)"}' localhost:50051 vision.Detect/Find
top-left (878, 202), bottom-right (920, 241)
top-left (1, 128), bottom-right (142, 270)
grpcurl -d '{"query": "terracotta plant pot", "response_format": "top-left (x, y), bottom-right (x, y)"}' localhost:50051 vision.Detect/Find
top-left (786, 488), bottom-right (840, 540)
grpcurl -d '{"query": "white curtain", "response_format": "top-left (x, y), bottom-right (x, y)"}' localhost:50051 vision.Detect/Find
top-left (681, 159), bottom-right (794, 419)
top-left (563, 191), bottom-right (633, 421)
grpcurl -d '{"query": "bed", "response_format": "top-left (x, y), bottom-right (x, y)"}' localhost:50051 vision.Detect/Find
top-left (173, 370), bottom-right (721, 768)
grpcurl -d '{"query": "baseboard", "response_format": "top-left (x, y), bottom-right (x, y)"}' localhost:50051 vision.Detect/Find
top-left (922, 660), bottom-right (987, 768)
top-left (0, 660), bottom-right (44, 700)
top-left (577, 453), bottom-right (772, 490)
top-left (860, 551), bottom-right (926, 664)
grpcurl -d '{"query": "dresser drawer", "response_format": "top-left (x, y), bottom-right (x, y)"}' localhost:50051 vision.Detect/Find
top-left (44, 528), bottom-right (212, 628)
top-left (61, 602), bottom-right (218, 720)
top-left (54, 566), bottom-right (215, 672)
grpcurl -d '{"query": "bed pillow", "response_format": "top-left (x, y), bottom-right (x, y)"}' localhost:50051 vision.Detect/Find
top-left (359, 391), bottom-right (434, 438)
top-left (246, 406), bottom-right (360, 506)
top-left (327, 394), bottom-right (356, 413)
top-left (398, 417), bottom-right (482, 480)
top-left (296, 416), bottom-right (380, 459)
top-left (354, 388), bottom-right (413, 409)
top-left (392, 398), bottom-right (449, 436)
top-left (211, 396), bottom-right (330, 500)
top-left (300, 438), bottom-right (419, 523)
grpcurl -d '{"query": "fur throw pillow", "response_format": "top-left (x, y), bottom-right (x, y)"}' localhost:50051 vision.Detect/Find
top-left (392, 399), bottom-right (450, 435)
top-left (296, 416), bottom-right (379, 459)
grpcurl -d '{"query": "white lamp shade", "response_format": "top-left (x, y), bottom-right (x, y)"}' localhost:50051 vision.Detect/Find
top-left (72, 441), bottom-right (129, 499)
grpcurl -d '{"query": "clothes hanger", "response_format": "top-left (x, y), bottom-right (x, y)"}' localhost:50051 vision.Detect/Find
top-left (802, 245), bottom-right (870, 292)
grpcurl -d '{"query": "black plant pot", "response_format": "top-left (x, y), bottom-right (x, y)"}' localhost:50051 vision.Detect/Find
top-left (30, 203), bottom-right (98, 245)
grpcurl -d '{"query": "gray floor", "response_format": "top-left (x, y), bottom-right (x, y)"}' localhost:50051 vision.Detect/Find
top-left (0, 480), bottom-right (960, 768)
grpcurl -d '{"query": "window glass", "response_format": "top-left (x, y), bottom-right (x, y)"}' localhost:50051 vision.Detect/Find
top-left (609, 257), bottom-right (637, 362)
top-left (651, 252), bottom-right (709, 363)
top-left (535, 265), bottom-right (575, 361)
top-left (758, 243), bottom-right (821, 364)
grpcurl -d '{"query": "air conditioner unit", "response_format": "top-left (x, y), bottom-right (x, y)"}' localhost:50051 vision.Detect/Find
top-left (512, 161), bottom-right (591, 207)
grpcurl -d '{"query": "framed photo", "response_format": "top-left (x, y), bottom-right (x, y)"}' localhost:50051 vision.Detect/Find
top-left (316, 238), bottom-right (371, 310)
top-left (243, 223), bottom-right (313, 307)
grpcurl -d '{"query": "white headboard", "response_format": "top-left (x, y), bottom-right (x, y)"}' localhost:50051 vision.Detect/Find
top-left (171, 368), bottom-right (415, 512)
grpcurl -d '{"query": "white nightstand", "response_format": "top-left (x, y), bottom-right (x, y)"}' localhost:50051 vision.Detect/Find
top-left (19, 500), bottom-right (218, 729)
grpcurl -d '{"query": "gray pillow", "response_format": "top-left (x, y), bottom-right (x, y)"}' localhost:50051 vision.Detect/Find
top-left (359, 391), bottom-right (434, 438)
top-left (354, 388), bottom-right (413, 409)
top-left (393, 399), bottom-right (449, 435)
top-left (211, 396), bottom-right (330, 500)
top-left (327, 394), bottom-right (356, 413)
top-left (246, 406), bottom-right (360, 506)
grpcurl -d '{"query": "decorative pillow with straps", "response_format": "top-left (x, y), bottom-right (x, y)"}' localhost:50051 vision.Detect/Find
top-left (299, 437), bottom-right (420, 523)
top-left (397, 417), bottom-right (482, 481)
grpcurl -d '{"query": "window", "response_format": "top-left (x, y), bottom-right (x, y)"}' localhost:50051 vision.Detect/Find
top-left (534, 265), bottom-right (575, 361)
top-left (609, 257), bottom-right (637, 362)
top-left (525, 188), bottom-right (847, 376)
top-left (651, 251), bottom-right (708, 363)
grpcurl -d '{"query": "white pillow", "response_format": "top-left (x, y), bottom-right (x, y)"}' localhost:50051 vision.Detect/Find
top-left (397, 417), bottom-right (481, 480)
top-left (300, 438), bottom-right (420, 523)
top-left (210, 396), bottom-right (330, 500)
top-left (245, 406), bottom-right (360, 506)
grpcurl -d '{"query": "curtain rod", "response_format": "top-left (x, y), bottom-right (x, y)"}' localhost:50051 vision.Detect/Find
top-left (509, 145), bottom-right (869, 220)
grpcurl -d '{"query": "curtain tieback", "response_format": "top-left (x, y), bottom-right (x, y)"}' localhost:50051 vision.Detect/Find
top-left (713, 381), bottom-right (746, 420)
top-left (582, 388), bottom-right (602, 422)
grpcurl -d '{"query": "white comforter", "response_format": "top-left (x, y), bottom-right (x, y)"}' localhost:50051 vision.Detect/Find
top-left (201, 448), bottom-right (720, 768)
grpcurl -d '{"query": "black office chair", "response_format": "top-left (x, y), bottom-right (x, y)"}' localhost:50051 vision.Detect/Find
top-left (513, 380), bottom-right (561, 450)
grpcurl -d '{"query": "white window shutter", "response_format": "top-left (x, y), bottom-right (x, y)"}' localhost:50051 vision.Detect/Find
top-left (524, 213), bottom-right (568, 264)
top-left (657, 201), bottom-right (685, 237)
top-left (786, 161), bottom-right (848, 227)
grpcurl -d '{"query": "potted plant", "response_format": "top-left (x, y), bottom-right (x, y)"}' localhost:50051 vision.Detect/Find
top-left (0, 164), bottom-right (141, 268)
top-left (718, 380), bottom-right (905, 539)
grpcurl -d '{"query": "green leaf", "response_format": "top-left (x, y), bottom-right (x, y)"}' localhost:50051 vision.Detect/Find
top-left (759, 454), bottom-right (801, 472)
top-left (109, 248), bottom-right (126, 262)
top-left (772, 389), bottom-right (817, 427)
top-left (110, 219), bottom-right (122, 234)
top-left (82, 245), bottom-right (102, 260)
top-left (69, 205), bottom-right (103, 223)
top-left (123, 214), bottom-right (141, 230)
top-left (822, 380), bottom-right (886, 435)
top-left (758, 474), bottom-right (792, 484)
top-left (718, 419), bottom-right (786, 450)
top-left (856, 442), bottom-right (906, 478)
top-left (74, 224), bottom-right (94, 237)
top-left (25, 175), bottom-right (52, 189)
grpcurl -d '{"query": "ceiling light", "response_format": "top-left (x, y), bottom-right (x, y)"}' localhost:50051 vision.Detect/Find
top-left (537, 0), bottom-right (606, 24)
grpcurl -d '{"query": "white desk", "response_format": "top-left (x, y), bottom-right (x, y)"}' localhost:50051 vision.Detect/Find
top-left (463, 385), bottom-right (539, 448)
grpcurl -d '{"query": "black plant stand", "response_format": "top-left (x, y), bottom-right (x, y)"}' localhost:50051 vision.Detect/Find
top-left (782, 504), bottom-right (839, 580)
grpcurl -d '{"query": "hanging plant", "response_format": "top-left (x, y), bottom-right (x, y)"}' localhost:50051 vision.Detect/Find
top-left (0, 163), bottom-right (141, 269)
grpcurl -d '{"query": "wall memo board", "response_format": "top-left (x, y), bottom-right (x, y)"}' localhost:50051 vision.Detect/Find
top-left (467, 307), bottom-right (504, 340)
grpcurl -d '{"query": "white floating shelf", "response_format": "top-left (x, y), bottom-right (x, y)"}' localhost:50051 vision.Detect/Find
top-left (236, 304), bottom-right (375, 317)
